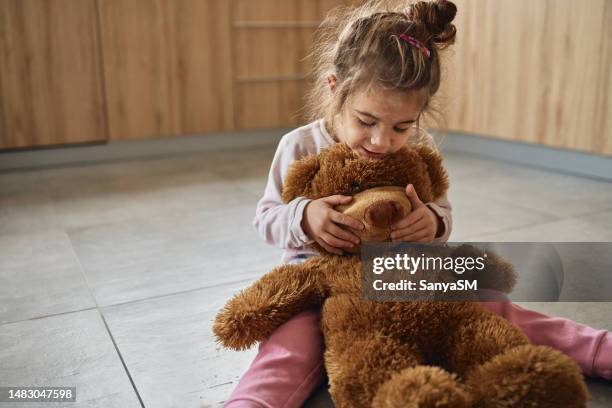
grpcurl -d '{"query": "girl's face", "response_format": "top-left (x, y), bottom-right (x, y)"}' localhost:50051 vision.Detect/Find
top-left (335, 86), bottom-right (428, 160)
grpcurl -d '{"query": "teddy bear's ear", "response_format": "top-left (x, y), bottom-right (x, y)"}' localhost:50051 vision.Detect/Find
top-left (451, 244), bottom-right (517, 293)
top-left (281, 154), bottom-right (320, 203)
top-left (415, 146), bottom-right (449, 200)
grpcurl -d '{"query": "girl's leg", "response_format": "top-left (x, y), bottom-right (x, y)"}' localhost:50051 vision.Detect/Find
top-left (224, 309), bottom-right (325, 408)
top-left (479, 300), bottom-right (611, 378)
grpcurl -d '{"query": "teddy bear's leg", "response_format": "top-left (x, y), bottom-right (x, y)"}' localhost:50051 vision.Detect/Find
top-left (445, 309), bottom-right (588, 407)
top-left (325, 330), bottom-right (470, 408)
top-left (323, 329), bottom-right (420, 408)
top-left (373, 366), bottom-right (472, 408)
top-left (444, 308), bottom-right (529, 376)
top-left (466, 344), bottom-right (588, 408)
top-left (322, 295), bottom-right (471, 408)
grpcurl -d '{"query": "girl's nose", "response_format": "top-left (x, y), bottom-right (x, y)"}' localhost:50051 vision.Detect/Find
top-left (370, 130), bottom-right (391, 151)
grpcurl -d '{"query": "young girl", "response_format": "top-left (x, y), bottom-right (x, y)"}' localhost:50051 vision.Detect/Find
top-left (225, 1), bottom-right (611, 406)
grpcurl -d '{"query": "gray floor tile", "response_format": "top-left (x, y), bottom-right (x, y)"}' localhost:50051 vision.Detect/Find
top-left (0, 309), bottom-right (141, 408)
top-left (452, 161), bottom-right (612, 219)
top-left (102, 282), bottom-right (258, 408)
top-left (0, 169), bottom-right (45, 198)
top-left (447, 184), bottom-right (558, 241)
top-left (576, 208), bottom-right (612, 227)
top-left (554, 244), bottom-right (612, 301)
top-left (1, 154), bottom-right (264, 234)
top-left (465, 216), bottom-right (612, 242)
top-left (0, 230), bottom-right (95, 324)
top-left (0, 170), bottom-right (54, 234)
top-left (203, 147), bottom-right (274, 197)
top-left (0, 190), bottom-right (58, 235)
top-left (45, 158), bottom-right (259, 231)
top-left (202, 147), bottom-right (274, 179)
top-left (68, 205), bottom-right (282, 307)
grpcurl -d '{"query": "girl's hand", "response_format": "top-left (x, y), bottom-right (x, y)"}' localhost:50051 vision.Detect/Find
top-left (301, 195), bottom-right (364, 255)
top-left (390, 184), bottom-right (441, 243)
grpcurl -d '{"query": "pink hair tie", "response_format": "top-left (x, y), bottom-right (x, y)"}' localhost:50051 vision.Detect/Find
top-left (398, 34), bottom-right (431, 59)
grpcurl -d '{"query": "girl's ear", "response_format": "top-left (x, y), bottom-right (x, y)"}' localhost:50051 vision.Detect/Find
top-left (327, 74), bottom-right (337, 93)
top-left (281, 154), bottom-right (320, 203)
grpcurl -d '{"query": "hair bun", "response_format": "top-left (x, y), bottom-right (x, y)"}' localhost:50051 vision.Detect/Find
top-left (408, 0), bottom-right (457, 47)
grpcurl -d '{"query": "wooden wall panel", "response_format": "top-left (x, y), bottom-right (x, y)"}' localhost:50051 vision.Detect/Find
top-left (0, 0), bottom-right (107, 149)
top-left (594, 0), bottom-right (612, 155)
top-left (231, 0), bottom-right (350, 130)
top-left (235, 81), bottom-right (309, 129)
top-left (438, 0), bottom-right (611, 156)
top-left (233, 28), bottom-right (315, 79)
top-left (98, 0), bottom-right (233, 139)
top-left (233, 0), bottom-right (343, 22)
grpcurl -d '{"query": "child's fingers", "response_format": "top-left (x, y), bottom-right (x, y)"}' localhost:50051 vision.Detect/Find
top-left (391, 210), bottom-right (424, 231)
top-left (330, 210), bottom-right (364, 231)
top-left (327, 223), bottom-right (359, 245)
top-left (322, 195), bottom-right (353, 206)
top-left (317, 238), bottom-right (343, 255)
top-left (393, 230), bottom-right (429, 243)
top-left (391, 223), bottom-right (429, 242)
top-left (391, 217), bottom-right (428, 239)
top-left (321, 231), bottom-right (354, 250)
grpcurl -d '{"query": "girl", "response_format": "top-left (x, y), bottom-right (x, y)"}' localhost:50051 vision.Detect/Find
top-left (225, 1), bottom-right (611, 406)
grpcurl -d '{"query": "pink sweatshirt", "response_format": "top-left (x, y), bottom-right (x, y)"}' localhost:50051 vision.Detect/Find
top-left (252, 119), bottom-right (612, 380)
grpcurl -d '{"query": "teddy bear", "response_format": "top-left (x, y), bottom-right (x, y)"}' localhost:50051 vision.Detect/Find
top-left (213, 143), bottom-right (588, 407)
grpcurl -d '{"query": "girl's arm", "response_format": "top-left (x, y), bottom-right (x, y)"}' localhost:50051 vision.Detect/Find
top-left (480, 301), bottom-right (612, 380)
top-left (427, 194), bottom-right (452, 243)
top-left (253, 134), bottom-right (314, 249)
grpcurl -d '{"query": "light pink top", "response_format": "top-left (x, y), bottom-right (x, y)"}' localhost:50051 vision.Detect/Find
top-left (252, 118), bottom-right (612, 380)
top-left (253, 119), bottom-right (452, 265)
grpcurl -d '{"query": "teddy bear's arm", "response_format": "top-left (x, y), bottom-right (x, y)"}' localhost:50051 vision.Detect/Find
top-left (213, 261), bottom-right (324, 350)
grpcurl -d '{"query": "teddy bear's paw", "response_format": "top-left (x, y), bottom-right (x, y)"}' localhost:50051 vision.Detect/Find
top-left (466, 344), bottom-right (589, 408)
top-left (212, 306), bottom-right (270, 351)
top-left (372, 366), bottom-right (471, 408)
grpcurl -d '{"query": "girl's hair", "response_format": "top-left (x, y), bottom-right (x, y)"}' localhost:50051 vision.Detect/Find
top-left (305, 0), bottom-right (457, 139)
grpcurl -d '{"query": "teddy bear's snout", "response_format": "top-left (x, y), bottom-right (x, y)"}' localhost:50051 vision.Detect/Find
top-left (364, 200), bottom-right (404, 228)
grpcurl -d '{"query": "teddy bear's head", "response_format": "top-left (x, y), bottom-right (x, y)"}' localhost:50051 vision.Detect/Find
top-left (282, 143), bottom-right (449, 249)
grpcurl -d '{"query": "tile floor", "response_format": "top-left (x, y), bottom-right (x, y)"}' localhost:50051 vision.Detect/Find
top-left (1, 144), bottom-right (611, 407)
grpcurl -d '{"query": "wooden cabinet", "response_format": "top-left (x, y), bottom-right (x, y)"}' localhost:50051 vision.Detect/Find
top-left (98, 0), bottom-right (233, 139)
top-left (0, 0), bottom-right (107, 149)
top-left (437, 0), bottom-right (612, 156)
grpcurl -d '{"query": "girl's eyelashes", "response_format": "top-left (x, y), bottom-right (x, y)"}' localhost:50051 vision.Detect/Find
top-left (355, 116), bottom-right (409, 133)
top-left (356, 117), bottom-right (375, 127)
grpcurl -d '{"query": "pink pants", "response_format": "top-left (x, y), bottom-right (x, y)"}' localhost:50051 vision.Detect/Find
top-left (224, 310), bottom-right (325, 408)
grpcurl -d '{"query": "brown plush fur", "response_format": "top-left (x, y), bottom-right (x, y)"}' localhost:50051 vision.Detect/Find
top-left (214, 144), bottom-right (588, 407)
